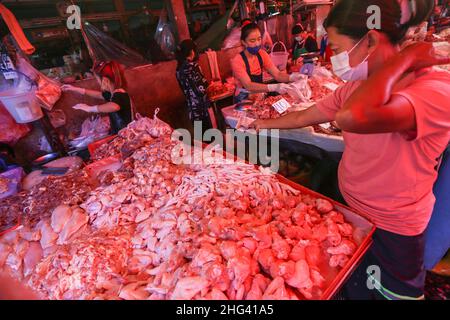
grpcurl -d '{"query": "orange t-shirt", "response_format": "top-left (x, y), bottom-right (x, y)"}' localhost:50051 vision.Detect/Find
top-left (316, 69), bottom-right (450, 236)
top-left (231, 49), bottom-right (275, 95)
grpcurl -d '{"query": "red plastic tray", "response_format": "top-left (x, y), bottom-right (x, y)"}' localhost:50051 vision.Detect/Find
top-left (88, 135), bottom-right (117, 157)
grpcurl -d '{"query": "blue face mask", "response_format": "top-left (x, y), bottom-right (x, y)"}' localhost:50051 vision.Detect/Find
top-left (247, 45), bottom-right (261, 55)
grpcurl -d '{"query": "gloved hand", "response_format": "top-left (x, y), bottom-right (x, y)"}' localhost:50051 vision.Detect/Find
top-left (61, 84), bottom-right (86, 95)
top-left (289, 72), bottom-right (306, 82)
top-left (267, 83), bottom-right (290, 95)
top-left (73, 103), bottom-right (98, 113)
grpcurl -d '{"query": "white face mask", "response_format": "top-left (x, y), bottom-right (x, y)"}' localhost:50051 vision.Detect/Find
top-left (295, 37), bottom-right (303, 43)
top-left (330, 35), bottom-right (371, 81)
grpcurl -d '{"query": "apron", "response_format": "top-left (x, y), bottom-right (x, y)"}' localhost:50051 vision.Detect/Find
top-left (234, 51), bottom-right (264, 104)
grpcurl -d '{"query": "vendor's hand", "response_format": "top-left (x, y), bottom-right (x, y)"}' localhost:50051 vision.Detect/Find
top-left (249, 119), bottom-right (268, 132)
top-left (401, 42), bottom-right (450, 72)
top-left (73, 103), bottom-right (98, 113)
top-left (61, 84), bottom-right (85, 95)
top-left (289, 72), bottom-right (305, 82)
top-left (267, 83), bottom-right (290, 95)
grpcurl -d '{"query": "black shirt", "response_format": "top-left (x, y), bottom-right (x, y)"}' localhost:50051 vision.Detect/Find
top-left (102, 90), bottom-right (132, 134)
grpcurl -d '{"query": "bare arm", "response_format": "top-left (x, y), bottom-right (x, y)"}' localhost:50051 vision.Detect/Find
top-left (83, 88), bottom-right (104, 100)
top-left (266, 63), bottom-right (291, 83)
top-left (251, 105), bottom-right (330, 130)
top-left (96, 102), bottom-right (120, 113)
top-left (237, 71), bottom-right (272, 93)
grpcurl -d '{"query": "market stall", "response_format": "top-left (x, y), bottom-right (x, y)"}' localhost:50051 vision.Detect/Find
top-left (0, 113), bottom-right (375, 300)
top-left (221, 68), bottom-right (345, 154)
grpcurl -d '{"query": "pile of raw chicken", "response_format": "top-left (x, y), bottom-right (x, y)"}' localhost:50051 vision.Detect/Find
top-left (0, 113), bottom-right (361, 300)
top-left (243, 76), bottom-right (344, 136)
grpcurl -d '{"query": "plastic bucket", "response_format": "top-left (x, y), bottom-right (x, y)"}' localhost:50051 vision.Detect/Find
top-left (270, 42), bottom-right (289, 71)
top-left (0, 88), bottom-right (43, 123)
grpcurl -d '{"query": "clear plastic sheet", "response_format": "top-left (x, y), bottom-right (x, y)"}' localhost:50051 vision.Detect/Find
top-left (81, 21), bottom-right (148, 68)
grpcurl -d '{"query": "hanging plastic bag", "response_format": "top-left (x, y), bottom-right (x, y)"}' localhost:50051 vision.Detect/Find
top-left (16, 55), bottom-right (62, 111)
top-left (262, 21), bottom-right (273, 52)
top-left (81, 22), bottom-right (148, 68)
top-left (154, 9), bottom-right (176, 60)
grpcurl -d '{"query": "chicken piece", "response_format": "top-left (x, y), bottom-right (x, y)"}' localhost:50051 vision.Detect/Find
top-left (251, 225), bottom-right (272, 249)
top-left (285, 260), bottom-right (313, 290)
top-left (217, 241), bottom-right (237, 261)
top-left (327, 239), bottom-right (357, 256)
top-left (310, 267), bottom-right (326, 288)
top-left (206, 288), bottom-right (228, 300)
top-left (23, 242), bottom-right (43, 278)
top-left (191, 245), bottom-right (222, 268)
top-left (227, 254), bottom-right (253, 286)
top-left (337, 223), bottom-right (354, 237)
top-left (0, 242), bottom-right (12, 268)
top-left (305, 244), bottom-right (322, 267)
top-left (119, 282), bottom-right (150, 300)
top-left (270, 260), bottom-right (295, 280)
top-left (256, 248), bottom-right (276, 273)
top-left (19, 226), bottom-right (41, 242)
top-left (285, 196), bottom-right (298, 209)
top-left (171, 277), bottom-right (210, 300)
top-left (15, 239), bottom-right (30, 260)
top-left (37, 220), bottom-right (58, 250)
top-left (57, 208), bottom-right (89, 244)
top-left (262, 277), bottom-right (290, 300)
top-left (325, 210), bottom-right (345, 224)
top-left (240, 238), bottom-right (258, 255)
top-left (315, 198), bottom-right (333, 213)
top-left (283, 225), bottom-right (313, 240)
top-left (246, 273), bottom-right (271, 300)
top-left (203, 262), bottom-right (230, 292)
top-left (272, 232), bottom-right (291, 260)
top-left (286, 287), bottom-right (300, 300)
top-left (329, 254), bottom-right (349, 268)
top-left (312, 223), bottom-right (328, 242)
top-left (51, 205), bottom-right (72, 233)
top-left (289, 243), bottom-right (306, 262)
top-left (327, 222), bottom-right (342, 247)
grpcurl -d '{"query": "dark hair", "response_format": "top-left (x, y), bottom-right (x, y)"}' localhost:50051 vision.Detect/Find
top-left (240, 22), bottom-right (261, 41)
top-left (176, 39), bottom-right (197, 69)
top-left (292, 24), bottom-right (305, 35)
top-left (323, 0), bottom-right (435, 43)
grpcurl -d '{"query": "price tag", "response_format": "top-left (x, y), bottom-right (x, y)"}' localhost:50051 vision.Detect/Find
top-left (323, 82), bottom-right (339, 91)
top-left (272, 98), bottom-right (292, 114)
top-left (1, 54), bottom-right (18, 80)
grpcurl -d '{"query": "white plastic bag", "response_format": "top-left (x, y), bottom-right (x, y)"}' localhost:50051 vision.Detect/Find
top-left (312, 66), bottom-right (334, 80)
top-left (285, 75), bottom-right (312, 102)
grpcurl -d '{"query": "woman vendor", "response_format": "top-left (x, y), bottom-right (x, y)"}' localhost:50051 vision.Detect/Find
top-left (231, 22), bottom-right (304, 103)
top-left (291, 24), bottom-right (320, 75)
top-left (251, 0), bottom-right (450, 300)
top-left (62, 60), bottom-right (132, 135)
